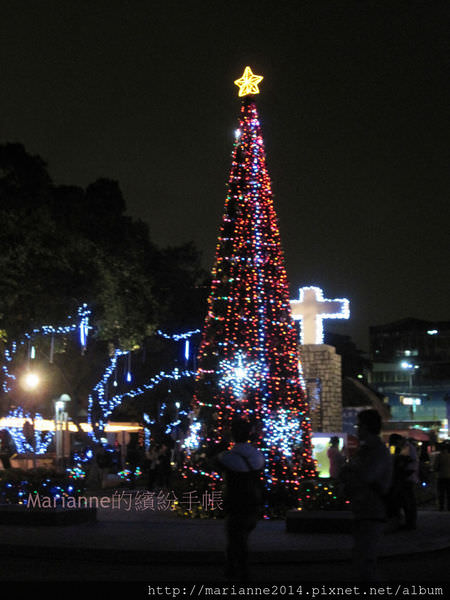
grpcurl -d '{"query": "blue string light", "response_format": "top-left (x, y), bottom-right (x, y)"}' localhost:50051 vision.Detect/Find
top-left (6, 407), bottom-right (54, 455)
top-left (2, 305), bottom-right (90, 394)
top-left (87, 342), bottom-right (198, 441)
top-left (182, 419), bottom-right (202, 451)
top-left (2, 305), bottom-right (201, 446)
top-left (78, 304), bottom-right (91, 348)
top-left (156, 329), bottom-right (200, 341)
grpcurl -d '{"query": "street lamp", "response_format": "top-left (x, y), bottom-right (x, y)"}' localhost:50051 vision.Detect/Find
top-left (22, 371), bottom-right (40, 392)
top-left (54, 394), bottom-right (71, 470)
top-left (400, 361), bottom-right (420, 421)
top-left (20, 370), bottom-right (40, 469)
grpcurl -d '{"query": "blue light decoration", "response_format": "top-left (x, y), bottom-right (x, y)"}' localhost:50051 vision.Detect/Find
top-left (156, 329), bottom-right (200, 341)
top-left (67, 465), bottom-right (86, 480)
top-left (126, 351), bottom-right (133, 383)
top-left (23, 314), bottom-right (81, 340)
top-left (118, 466), bottom-right (143, 481)
top-left (1, 306), bottom-right (94, 455)
top-left (1, 305), bottom-right (90, 394)
top-left (87, 328), bottom-right (202, 442)
top-left (290, 286), bottom-right (350, 345)
top-left (2, 347), bottom-right (16, 393)
top-left (6, 407), bottom-right (54, 455)
top-left (157, 328), bottom-right (200, 368)
top-left (182, 419), bottom-right (202, 451)
top-left (0, 474), bottom-right (84, 506)
top-left (78, 303), bottom-right (91, 348)
top-left (262, 408), bottom-right (303, 459)
top-left (143, 412), bottom-right (154, 449)
top-left (218, 351), bottom-right (266, 400)
top-left (88, 360), bottom-right (196, 442)
top-left (1, 304), bottom-right (201, 451)
top-left (87, 347), bottom-right (128, 438)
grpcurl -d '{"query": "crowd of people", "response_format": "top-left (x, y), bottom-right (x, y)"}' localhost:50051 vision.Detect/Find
top-left (325, 412), bottom-right (450, 582)
top-left (82, 434), bottom-right (175, 491)
top-left (1, 413), bottom-right (449, 584)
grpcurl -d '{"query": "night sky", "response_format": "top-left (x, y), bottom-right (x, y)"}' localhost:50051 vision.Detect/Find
top-left (1, 1), bottom-right (449, 352)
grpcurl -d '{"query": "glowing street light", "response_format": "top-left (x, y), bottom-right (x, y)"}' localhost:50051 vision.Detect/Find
top-left (21, 371), bottom-right (40, 391)
top-left (400, 362), bottom-right (420, 421)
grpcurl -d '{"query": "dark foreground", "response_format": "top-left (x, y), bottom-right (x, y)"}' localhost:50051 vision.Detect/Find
top-left (1, 546), bottom-right (449, 582)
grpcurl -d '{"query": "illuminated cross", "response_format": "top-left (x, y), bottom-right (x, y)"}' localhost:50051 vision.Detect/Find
top-left (290, 286), bottom-right (350, 345)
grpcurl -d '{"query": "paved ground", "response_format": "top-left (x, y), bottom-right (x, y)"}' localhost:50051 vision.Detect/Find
top-left (0, 488), bottom-right (449, 592)
top-left (1, 547), bottom-right (450, 584)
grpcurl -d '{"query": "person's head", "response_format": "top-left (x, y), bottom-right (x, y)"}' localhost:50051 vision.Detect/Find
top-left (389, 433), bottom-right (403, 447)
top-left (231, 418), bottom-right (252, 443)
top-left (357, 409), bottom-right (382, 440)
top-left (330, 436), bottom-right (340, 447)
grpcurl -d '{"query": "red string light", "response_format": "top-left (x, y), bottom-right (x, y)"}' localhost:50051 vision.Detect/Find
top-left (186, 97), bottom-right (316, 501)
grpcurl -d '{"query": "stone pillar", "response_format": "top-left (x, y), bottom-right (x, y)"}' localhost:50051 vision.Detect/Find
top-left (299, 344), bottom-right (343, 433)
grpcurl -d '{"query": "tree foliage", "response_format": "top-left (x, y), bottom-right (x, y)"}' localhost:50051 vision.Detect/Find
top-left (0, 143), bottom-right (208, 417)
top-left (0, 143), bottom-right (206, 347)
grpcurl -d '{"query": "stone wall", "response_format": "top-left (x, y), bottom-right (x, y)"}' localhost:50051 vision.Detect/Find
top-left (299, 344), bottom-right (343, 432)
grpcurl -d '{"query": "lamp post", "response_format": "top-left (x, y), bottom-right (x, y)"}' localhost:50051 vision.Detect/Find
top-left (54, 394), bottom-right (71, 471)
top-left (20, 371), bottom-right (40, 470)
top-left (400, 361), bottom-right (420, 421)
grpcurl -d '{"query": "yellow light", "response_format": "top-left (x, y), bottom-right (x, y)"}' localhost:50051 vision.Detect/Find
top-left (0, 418), bottom-right (144, 434)
top-left (21, 371), bottom-right (40, 391)
top-left (234, 66), bottom-right (263, 97)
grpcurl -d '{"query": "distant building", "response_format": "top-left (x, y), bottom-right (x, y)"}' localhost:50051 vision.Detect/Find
top-left (368, 318), bottom-right (450, 439)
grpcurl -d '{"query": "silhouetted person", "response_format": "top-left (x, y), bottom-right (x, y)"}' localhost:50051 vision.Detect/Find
top-left (387, 434), bottom-right (419, 530)
top-left (340, 409), bottom-right (392, 582)
top-left (86, 443), bottom-right (107, 490)
top-left (0, 430), bottom-right (12, 469)
top-left (146, 441), bottom-right (160, 491)
top-left (327, 436), bottom-right (345, 479)
top-left (126, 437), bottom-right (142, 489)
top-left (216, 418), bottom-right (265, 582)
top-left (418, 442), bottom-right (431, 487)
top-left (398, 438), bottom-right (419, 530)
top-left (434, 442), bottom-right (450, 511)
top-left (386, 433), bottom-right (405, 530)
top-left (156, 443), bottom-right (171, 489)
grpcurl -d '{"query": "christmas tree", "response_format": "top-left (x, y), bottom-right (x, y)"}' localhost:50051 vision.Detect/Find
top-left (183, 67), bottom-right (316, 508)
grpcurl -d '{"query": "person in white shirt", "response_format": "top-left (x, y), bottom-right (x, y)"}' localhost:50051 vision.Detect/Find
top-left (216, 418), bottom-right (265, 581)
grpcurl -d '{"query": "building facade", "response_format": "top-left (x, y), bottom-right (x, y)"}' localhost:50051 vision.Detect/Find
top-left (368, 318), bottom-right (450, 439)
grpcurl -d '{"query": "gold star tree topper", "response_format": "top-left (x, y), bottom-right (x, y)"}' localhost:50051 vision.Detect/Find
top-left (234, 66), bottom-right (263, 97)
